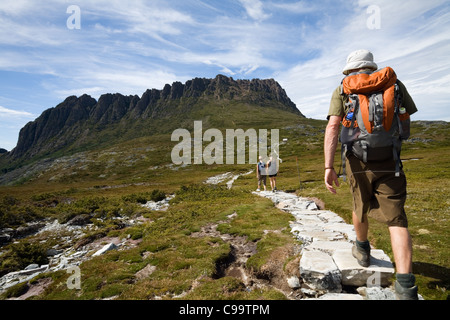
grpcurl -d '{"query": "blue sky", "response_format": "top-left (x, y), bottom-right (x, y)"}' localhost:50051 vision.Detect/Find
top-left (1, 0), bottom-right (449, 150)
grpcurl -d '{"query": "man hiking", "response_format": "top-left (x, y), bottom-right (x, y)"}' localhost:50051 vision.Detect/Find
top-left (324, 49), bottom-right (419, 300)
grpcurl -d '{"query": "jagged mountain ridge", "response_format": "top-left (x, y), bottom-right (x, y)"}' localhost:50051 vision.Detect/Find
top-left (2, 74), bottom-right (303, 171)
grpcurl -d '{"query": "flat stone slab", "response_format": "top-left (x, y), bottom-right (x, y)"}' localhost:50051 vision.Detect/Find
top-left (296, 229), bottom-right (345, 243)
top-left (332, 249), bottom-right (395, 287)
top-left (300, 250), bottom-right (342, 293)
top-left (291, 213), bottom-right (324, 224)
top-left (309, 293), bottom-right (364, 300)
top-left (316, 211), bottom-right (346, 223)
top-left (291, 223), bottom-right (346, 243)
top-left (302, 240), bottom-right (353, 255)
top-left (277, 200), bottom-right (318, 211)
top-left (290, 223), bottom-right (323, 233)
top-left (255, 191), bottom-right (297, 204)
top-left (322, 223), bottom-right (356, 242)
top-left (290, 209), bottom-right (322, 217)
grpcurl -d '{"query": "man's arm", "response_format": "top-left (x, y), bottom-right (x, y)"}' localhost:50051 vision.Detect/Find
top-left (397, 80), bottom-right (418, 116)
top-left (324, 115), bottom-right (342, 194)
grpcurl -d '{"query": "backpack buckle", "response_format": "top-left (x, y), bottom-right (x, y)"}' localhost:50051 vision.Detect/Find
top-left (373, 125), bottom-right (383, 132)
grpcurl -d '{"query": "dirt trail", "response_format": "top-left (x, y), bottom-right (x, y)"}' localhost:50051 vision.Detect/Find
top-left (190, 212), bottom-right (302, 299)
top-left (191, 215), bottom-right (256, 286)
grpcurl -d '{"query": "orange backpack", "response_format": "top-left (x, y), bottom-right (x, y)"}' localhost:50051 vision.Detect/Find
top-left (340, 67), bottom-right (410, 176)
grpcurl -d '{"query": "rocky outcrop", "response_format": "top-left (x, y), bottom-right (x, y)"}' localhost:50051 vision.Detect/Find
top-left (3, 75), bottom-right (302, 166)
top-left (10, 95), bottom-right (97, 159)
top-left (0, 194), bottom-right (174, 296)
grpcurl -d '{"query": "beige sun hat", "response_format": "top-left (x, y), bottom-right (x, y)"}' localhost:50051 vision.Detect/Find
top-left (342, 49), bottom-right (378, 75)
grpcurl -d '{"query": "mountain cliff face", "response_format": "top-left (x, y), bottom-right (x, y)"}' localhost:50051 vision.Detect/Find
top-left (10, 95), bottom-right (98, 159)
top-left (3, 75), bottom-right (303, 169)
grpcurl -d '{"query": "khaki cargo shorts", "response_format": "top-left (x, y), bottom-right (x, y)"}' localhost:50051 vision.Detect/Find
top-left (346, 154), bottom-right (408, 227)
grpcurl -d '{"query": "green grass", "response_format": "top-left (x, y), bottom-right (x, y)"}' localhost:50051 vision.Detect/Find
top-left (216, 198), bottom-right (293, 242)
top-left (15, 184), bottom-right (297, 300)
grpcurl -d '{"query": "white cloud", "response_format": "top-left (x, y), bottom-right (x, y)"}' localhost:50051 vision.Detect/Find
top-left (270, 1), bottom-right (319, 14)
top-left (0, 0), bottom-right (196, 48)
top-left (0, 0), bottom-right (289, 85)
top-left (0, 105), bottom-right (34, 118)
top-left (0, 105), bottom-right (36, 150)
top-left (238, 0), bottom-right (271, 21)
top-left (49, 68), bottom-right (181, 101)
top-left (81, 0), bottom-right (196, 39)
top-left (0, 0), bottom-right (38, 16)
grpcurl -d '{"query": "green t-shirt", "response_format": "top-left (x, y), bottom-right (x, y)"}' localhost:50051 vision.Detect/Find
top-left (327, 80), bottom-right (418, 119)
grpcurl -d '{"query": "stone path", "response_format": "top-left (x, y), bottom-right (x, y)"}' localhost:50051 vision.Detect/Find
top-left (253, 190), bottom-right (412, 300)
top-left (204, 170), bottom-right (254, 189)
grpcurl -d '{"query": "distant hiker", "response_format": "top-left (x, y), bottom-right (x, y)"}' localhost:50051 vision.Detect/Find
top-left (324, 50), bottom-right (419, 300)
top-left (267, 156), bottom-right (278, 192)
top-left (256, 156), bottom-right (267, 191)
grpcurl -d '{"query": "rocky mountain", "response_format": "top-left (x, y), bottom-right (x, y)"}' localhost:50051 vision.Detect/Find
top-left (1, 75), bottom-right (302, 173)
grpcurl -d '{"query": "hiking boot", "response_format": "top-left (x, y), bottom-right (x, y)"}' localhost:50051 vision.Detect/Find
top-left (352, 243), bottom-right (371, 267)
top-left (395, 281), bottom-right (419, 300)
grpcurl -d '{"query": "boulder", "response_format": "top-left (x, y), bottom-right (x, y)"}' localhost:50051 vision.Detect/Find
top-left (46, 248), bottom-right (63, 256)
top-left (135, 264), bottom-right (157, 280)
top-left (14, 223), bottom-right (45, 238)
top-left (276, 199), bottom-right (296, 210)
top-left (357, 286), bottom-right (396, 300)
top-left (300, 250), bottom-right (342, 293)
top-left (92, 243), bottom-right (118, 257)
top-left (67, 214), bottom-right (92, 226)
top-left (0, 233), bottom-right (12, 245)
top-left (24, 264), bottom-right (40, 270)
top-left (287, 276), bottom-right (301, 289)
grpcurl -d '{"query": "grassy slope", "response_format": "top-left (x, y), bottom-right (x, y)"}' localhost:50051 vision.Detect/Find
top-left (0, 107), bottom-right (448, 300)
